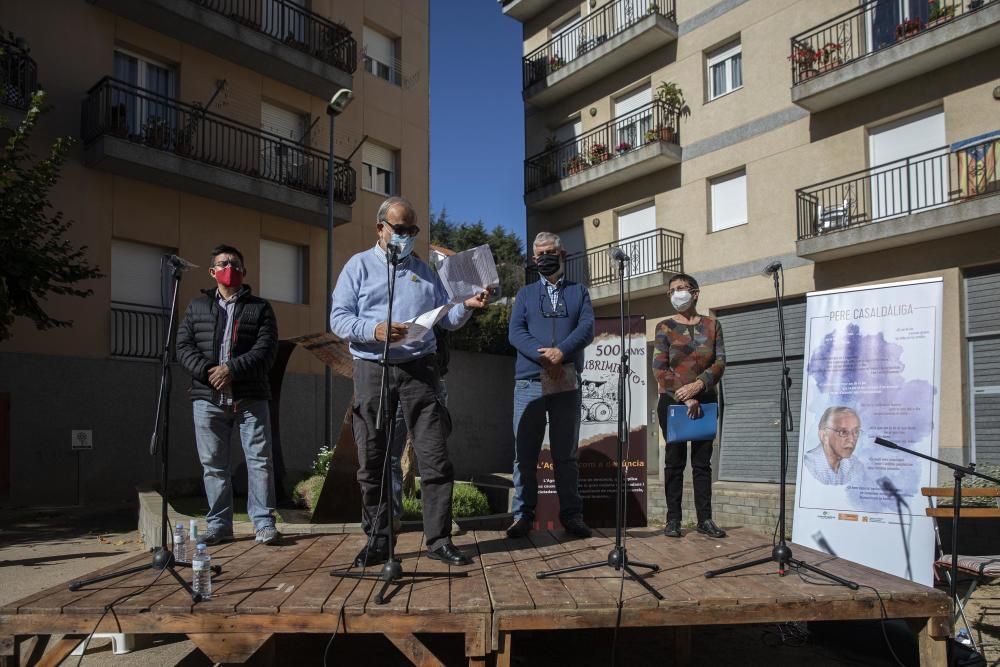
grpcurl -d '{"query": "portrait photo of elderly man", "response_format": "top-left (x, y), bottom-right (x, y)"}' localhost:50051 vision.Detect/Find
top-left (802, 406), bottom-right (867, 486)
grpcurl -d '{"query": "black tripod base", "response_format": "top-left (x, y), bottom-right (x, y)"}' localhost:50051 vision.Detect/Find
top-left (704, 543), bottom-right (859, 590)
top-left (67, 547), bottom-right (223, 601)
top-left (537, 547), bottom-right (663, 600)
top-left (330, 560), bottom-right (469, 605)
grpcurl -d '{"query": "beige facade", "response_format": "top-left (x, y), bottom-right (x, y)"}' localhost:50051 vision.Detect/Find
top-left (505, 0), bottom-right (1000, 483)
top-left (0, 0), bottom-right (429, 504)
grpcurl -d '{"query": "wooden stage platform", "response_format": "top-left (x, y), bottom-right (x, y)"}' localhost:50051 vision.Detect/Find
top-left (0, 527), bottom-right (951, 665)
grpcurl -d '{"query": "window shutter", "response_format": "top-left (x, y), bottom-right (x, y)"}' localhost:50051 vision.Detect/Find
top-left (711, 170), bottom-right (748, 231)
top-left (614, 86), bottom-right (652, 118)
top-left (363, 26), bottom-right (395, 65)
top-left (363, 142), bottom-right (395, 172)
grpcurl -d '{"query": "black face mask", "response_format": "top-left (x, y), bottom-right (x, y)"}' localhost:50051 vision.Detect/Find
top-left (536, 253), bottom-right (562, 277)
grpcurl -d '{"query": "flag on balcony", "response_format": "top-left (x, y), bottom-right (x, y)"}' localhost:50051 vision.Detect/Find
top-left (951, 131), bottom-right (1000, 198)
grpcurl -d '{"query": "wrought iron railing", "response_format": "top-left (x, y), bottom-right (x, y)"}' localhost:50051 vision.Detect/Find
top-left (523, 0), bottom-right (675, 88)
top-left (363, 54), bottom-right (403, 86)
top-left (81, 77), bottom-right (357, 205)
top-left (526, 229), bottom-right (683, 289)
top-left (789, 0), bottom-right (982, 85)
top-left (796, 136), bottom-right (1000, 240)
top-left (525, 100), bottom-right (680, 193)
top-left (192, 0), bottom-right (357, 74)
top-left (111, 302), bottom-right (168, 360)
top-left (0, 35), bottom-right (38, 111)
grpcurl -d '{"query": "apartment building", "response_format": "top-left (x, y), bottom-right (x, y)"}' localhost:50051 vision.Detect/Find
top-left (502, 0), bottom-right (1000, 510)
top-left (0, 0), bottom-right (429, 505)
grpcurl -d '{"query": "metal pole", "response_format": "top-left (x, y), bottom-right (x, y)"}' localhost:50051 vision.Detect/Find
top-left (325, 111), bottom-right (335, 449)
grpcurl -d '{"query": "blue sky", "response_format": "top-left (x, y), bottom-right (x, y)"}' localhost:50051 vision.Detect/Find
top-left (429, 0), bottom-right (525, 242)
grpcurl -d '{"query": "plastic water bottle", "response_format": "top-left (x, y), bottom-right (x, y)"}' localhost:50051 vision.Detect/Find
top-left (191, 543), bottom-right (212, 600)
top-left (172, 523), bottom-right (188, 563)
top-left (189, 519), bottom-right (198, 547)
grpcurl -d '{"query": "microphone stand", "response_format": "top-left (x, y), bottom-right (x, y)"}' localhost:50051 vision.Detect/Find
top-left (705, 266), bottom-right (857, 590)
top-left (536, 253), bottom-right (663, 600)
top-left (873, 436), bottom-right (1000, 621)
top-left (329, 245), bottom-right (465, 604)
top-left (69, 259), bottom-right (220, 598)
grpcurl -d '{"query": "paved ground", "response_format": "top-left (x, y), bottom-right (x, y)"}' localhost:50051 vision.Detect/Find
top-left (0, 504), bottom-right (933, 665)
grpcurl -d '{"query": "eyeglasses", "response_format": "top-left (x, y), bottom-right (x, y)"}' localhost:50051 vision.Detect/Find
top-left (824, 427), bottom-right (862, 439)
top-left (381, 220), bottom-right (420, 237)
top-left (213, 259), bottom-right (243, 270)
top-left (539, 291), bottom-right (567, 318)
top-left (668, 286), bottom-right (696, 295)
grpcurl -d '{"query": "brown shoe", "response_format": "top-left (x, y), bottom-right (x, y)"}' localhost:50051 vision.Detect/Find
top-left (505, 517), bottom-right (531, 539)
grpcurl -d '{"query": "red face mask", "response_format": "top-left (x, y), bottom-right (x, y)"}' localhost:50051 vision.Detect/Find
top-left (215, 266), bottom-right (244, 288)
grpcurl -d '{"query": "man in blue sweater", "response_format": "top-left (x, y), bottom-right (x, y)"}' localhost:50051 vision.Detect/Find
top-left (507, 231), bottom-right (595, 539)
top-left (330, 196), bottom-right (488, 567)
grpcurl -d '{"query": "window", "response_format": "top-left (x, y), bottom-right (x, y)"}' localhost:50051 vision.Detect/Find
top-left (113, 49), bottom-right (176, 136)
top-left (260, 101), bottom-right (309, 184)
top-left (617, 202), bottom-right (658, 276)
top-left (260, 240), bottom-right (307, 304)
top-left (362, 142), bottom-right (397, 196)
top-left (710, 169), bottom-right (748, 232)
top-left (363, 26), bottom-right (401, 85)
top-left (614, 85), bottom-right (652, 150)
top-left (112, 239), bottom-right (173, 307)
top-left (706, 42), bottom-right (742, 101)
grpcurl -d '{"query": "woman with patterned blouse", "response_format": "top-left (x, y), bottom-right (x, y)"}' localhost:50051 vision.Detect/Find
top-left (652, 273), bottom-right (727, 539)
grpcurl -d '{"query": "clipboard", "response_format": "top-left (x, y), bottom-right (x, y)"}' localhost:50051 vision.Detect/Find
top-left (666, 403), bottom-right (718, 444)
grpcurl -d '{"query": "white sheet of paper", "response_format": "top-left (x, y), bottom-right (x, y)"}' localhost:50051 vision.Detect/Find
top-left (390, 303), bottom-right (455, 347)
top-left (437, 245), bottom-right (500, 303)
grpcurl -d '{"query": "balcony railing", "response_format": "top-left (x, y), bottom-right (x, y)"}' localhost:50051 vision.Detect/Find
top-left (789, 0), bottom-right (983, 85)
top-left (527, 229), bottom-right (683, 289)
top-left (795, 136), bottom-right (1000, 240)
top-left (525, 100), bottom-right (680, 193)
top-left (0, 35), bottom-right (38, 111)
top-left (363, 54), bottom-right (403, 86)
top-left (82, 77), bottom-right (356, 206)
top-left (192, 0), bottom-right (357, 74)
top-left (111, 302), bottom-right (168, 360)
top-left (523, 0), bottom-right (675, 88)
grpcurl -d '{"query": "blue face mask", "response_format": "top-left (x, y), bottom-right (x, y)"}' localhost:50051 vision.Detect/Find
top-left (389, 233), bottom-right (416, 260)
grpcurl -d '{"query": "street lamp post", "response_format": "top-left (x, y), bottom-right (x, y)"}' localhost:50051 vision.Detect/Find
top-left (325, 88), bottom-right (353, 450)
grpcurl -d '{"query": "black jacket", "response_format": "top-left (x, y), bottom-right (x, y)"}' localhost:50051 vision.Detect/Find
top-left (176, 286), bottom-right (278, 405)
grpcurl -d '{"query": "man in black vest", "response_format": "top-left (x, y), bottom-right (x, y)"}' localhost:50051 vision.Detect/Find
top-left (176, 244), bottom-right (280, 546)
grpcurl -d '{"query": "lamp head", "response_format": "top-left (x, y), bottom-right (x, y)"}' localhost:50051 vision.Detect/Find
top-left (327, 88), bottom-right (353, 116)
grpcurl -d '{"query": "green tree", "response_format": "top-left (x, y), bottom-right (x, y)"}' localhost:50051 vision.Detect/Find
top-left (0, 91), bottom-right (103, 341)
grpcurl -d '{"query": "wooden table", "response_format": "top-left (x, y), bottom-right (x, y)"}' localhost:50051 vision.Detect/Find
top-left (0, 528), bottom-right (950, 666)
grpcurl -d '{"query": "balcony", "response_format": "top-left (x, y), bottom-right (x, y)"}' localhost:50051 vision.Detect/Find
top-left (525, 100), bottom-right (681, 209)
top-left (790, 0), bottom-right (1000, 112)
top-left (81, 78), bottom-right (355, 227)
top-left (0, 33), bottom-right (37, 127)
top-left (90, 0), bottom-right (357, 99)
top-left (795, 134), bottom-right (1000, 260)
top-left (501, 0), bottom-right (558, 22)
top-left (527, 229), bottom-right (684, 304)
top-left (523, 0), bottom-right (677, 108)
top-left (111, 302), bottom-right (168, 361)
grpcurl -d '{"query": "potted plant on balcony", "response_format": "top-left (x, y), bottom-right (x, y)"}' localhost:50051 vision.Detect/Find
top-left (142, 116), bottom-right (170, 149)
top-left (547, 54), bottom-right (565, 72)
top-left (789, 43), bottom-right (820, 80)
top-left (564, 154), bottom-right (588, 175)
top-left (894, 17), bottom-right (922, 40)
top-left (817, 42), bottom-right (842, 72)
top-left (589, 143), bottom-right (609, 164)
top-left (927, 0), bottom-right (955, 27)
top-left (648, 1), bottom-right (660, 14)
top-left (615, 141), bottom-right (632, 155)
top-left (653, 81), bottom-right (690, 142)
top-left (173, 103), bottom-right (204, 157)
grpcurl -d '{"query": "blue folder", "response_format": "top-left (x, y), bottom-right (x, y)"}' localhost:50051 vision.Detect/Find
top-left (666, 403), bottom-right (719, 444)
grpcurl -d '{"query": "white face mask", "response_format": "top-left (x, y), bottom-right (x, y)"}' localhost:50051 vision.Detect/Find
top-left (670, 290), bottom-right (693, 311)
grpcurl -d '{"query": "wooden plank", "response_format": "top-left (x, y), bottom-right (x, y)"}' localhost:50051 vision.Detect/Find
top-left (475, 530), bottom-right (533, 611)
top-left (503, 532), bottom-right (577, 611)
top-left (115, 539), bottom-right (253, 614)
top-left (402, 534), bottom-right (453, 614)
top-left (198, 536), bottom-right (315, 614)
top-left (278, 533), bottom-right (358, 614)
top-left (368, 531), bottom-right (426, 615)
top-left (528, 530), bottom-right (619, 609)
top-left (449, 531), bottom-right (491, 614)
top-left (10, 553), bottom-right (150, 614)
top-left (926, 507), bottom-right (1000, 518)
top-left (322, 533), bottom-right (378, 614)
top-left (557, 529), bottom-right (657, 609)
top-left (384, 633), bottom-right (446, 667)
top-left (154, 538), bottom-right (267, 614)
top-left (187, 632), bottom-right (272, 664)
top-left (32, 635), bottom-right (85, 667)
top-left (236, 535), bottom-right (331, 614)
top-left (921, 487), bottom-right (1000, 497)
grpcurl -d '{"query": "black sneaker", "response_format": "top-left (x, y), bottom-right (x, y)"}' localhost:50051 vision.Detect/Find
top-left (201, 529), bottom-right (234, 546)
top-left (353, 538), bottom-right (390, 567)
top-left (562, 516), bottom-right (593, 539)
top-left (663, 519), bottom-right (682, 538)
top-left (696, 519), bottom-right (727, 538)
top-left (505, 517), bottom-right (531, 539)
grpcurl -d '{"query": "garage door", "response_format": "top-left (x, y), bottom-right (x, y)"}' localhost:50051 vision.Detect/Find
top-left (716, 299), bottom-right (807, 483)
top-left (967, 268), bottom-right (1000, 464)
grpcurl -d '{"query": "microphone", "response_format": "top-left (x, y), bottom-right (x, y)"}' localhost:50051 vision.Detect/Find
top-left (608, 247), bottom-right (630, 263)
top-left (761, 260), bottom-right (782, 276)
top-left (387, 243), bottom-right (401, 264)
top-left (874, 437), bottom-right (901, 450)
top-left (165, 254), bottom-right (198, 271)
top-left (811, 530), bottom-right (838, 557)
top-left (877, 476), bottom-right (909, 507)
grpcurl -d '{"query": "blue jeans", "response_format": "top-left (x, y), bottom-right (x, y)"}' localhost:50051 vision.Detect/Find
top-left (511, 379), bottom-right (583, 523)
top-left (193, 399), bottom-right (276, 533)
top-left (390, 379), bottom-right (447, 517)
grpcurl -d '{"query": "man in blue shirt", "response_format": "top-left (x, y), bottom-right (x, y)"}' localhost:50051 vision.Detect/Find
top-left (330, 196), bottom-right (487, 566)
top-left (507, 232), bottom-right (595, 539)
